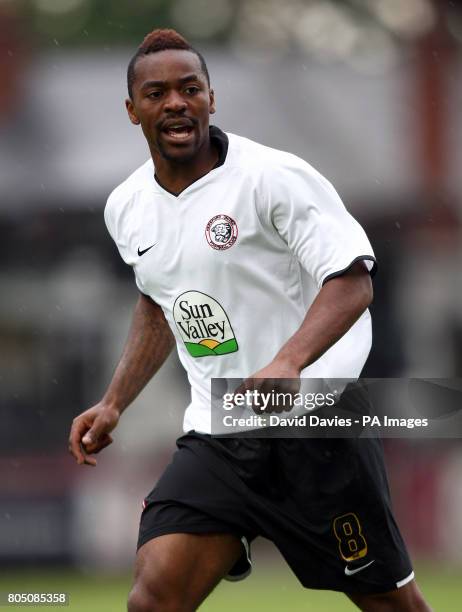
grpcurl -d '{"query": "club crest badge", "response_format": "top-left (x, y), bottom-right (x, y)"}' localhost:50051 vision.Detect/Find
top-left (205, 214), bottom-right (238, 250)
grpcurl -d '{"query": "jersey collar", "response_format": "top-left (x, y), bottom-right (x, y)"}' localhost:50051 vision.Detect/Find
top-left (153, 125), bottom-right (229, 198)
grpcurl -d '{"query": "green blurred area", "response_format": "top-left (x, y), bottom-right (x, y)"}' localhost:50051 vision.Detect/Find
top-left (10, 0), bottom-right (447, 50)
top-left (1, 564), bottom-right (460, 611)
top-left (10, 0), bottom-right (235, 48)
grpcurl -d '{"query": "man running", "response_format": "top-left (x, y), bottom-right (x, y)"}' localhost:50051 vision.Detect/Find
top-left (69, 29), bottom-right (430, 612)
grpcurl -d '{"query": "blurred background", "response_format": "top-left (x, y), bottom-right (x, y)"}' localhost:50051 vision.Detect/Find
top-left (1, 0), bottom-right (462, 610)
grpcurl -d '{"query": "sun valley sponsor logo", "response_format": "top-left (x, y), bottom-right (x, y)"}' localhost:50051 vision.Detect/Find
top-left (173, 291), bottom-right (238, 358)
top-left (205, 214), bottom-right (238, 250)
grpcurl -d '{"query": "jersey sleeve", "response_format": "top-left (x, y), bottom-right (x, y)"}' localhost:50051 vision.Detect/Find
top-left (104, 188), bottom-right (147, 295)
top-left (264, 157), bottom-right (376, 288)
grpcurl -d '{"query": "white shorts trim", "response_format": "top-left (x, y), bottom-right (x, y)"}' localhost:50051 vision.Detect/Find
top-left (396, 571), bottom-right (415, 589)
top-left (224, 536), bottom-right (252, 582)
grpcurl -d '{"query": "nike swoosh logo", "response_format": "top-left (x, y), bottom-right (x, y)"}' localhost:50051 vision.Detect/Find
top-left (137, 243), bottom-right (157, 256)
top-left (344, 560), bottom-right (375, 576)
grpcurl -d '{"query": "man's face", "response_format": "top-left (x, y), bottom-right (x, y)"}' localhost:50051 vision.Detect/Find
top-left (126, 49), bottom-right (215, 163)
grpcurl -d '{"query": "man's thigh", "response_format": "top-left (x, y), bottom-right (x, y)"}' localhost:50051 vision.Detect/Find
top-left (346, 580), bottom-right (431, 611)
top-left (130, 532), bottom-right (243, 611)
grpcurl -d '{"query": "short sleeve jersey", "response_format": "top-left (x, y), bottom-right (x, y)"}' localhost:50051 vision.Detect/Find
top-left (105, 127), bottom-right (376, 433)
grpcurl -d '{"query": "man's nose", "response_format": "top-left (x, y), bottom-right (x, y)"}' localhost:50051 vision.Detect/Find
top-left (164, 90), bottom-right (187, 113)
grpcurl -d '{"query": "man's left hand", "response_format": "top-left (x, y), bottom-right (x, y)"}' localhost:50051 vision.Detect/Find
top-left (234, 357), bottom-right (301, 414)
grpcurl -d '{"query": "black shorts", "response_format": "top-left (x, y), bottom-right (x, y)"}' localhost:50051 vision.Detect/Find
top-left (138, 397), bottom-right (413, 594)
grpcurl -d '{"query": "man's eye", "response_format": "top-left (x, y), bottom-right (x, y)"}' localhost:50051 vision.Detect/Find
top-left (147, 91), bottom-right (162, 99)
top-left (185, 86), bottom-right (199, 95)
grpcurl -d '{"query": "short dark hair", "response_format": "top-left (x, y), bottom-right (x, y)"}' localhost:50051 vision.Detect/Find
top-left (127, 28), bottom-right (210, 99)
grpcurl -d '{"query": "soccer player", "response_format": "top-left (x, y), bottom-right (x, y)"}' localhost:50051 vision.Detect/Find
top-left (68, 29), bottom-right (431, 612)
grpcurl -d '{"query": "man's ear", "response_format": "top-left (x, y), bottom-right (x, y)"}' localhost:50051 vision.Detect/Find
top-left (125, 98), bottom-right (140, 125)
top-left (209, 88), bottom-right (216, 115)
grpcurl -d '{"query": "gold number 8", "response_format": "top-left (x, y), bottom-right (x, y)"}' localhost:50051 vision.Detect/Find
top-left (333, 512), bottom-right (368, 561)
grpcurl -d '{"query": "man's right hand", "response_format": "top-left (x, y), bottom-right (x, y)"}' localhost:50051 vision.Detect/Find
top-left (67, 294), bottom-right (175, 467)
top-left (68, 403), bottom-right (120, 467)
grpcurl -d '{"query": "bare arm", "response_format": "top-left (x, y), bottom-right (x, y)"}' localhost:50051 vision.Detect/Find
top-left (68, 293), bottom-right (175, 465)
top-left (101, 294), bottom-right (175, 413)
top-left (250, 261), bottom-right (373, 380)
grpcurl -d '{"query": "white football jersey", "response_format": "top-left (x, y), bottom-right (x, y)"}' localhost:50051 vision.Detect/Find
top-left (105, 128), bottom-right (376, 433)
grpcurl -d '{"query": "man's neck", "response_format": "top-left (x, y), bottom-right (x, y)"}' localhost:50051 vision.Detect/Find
top-left (152, 137), bottom-right (218, 196)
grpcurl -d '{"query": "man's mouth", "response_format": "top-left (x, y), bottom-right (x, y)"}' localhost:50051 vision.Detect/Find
top-left (162, 123), bottom-right (194, 142)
